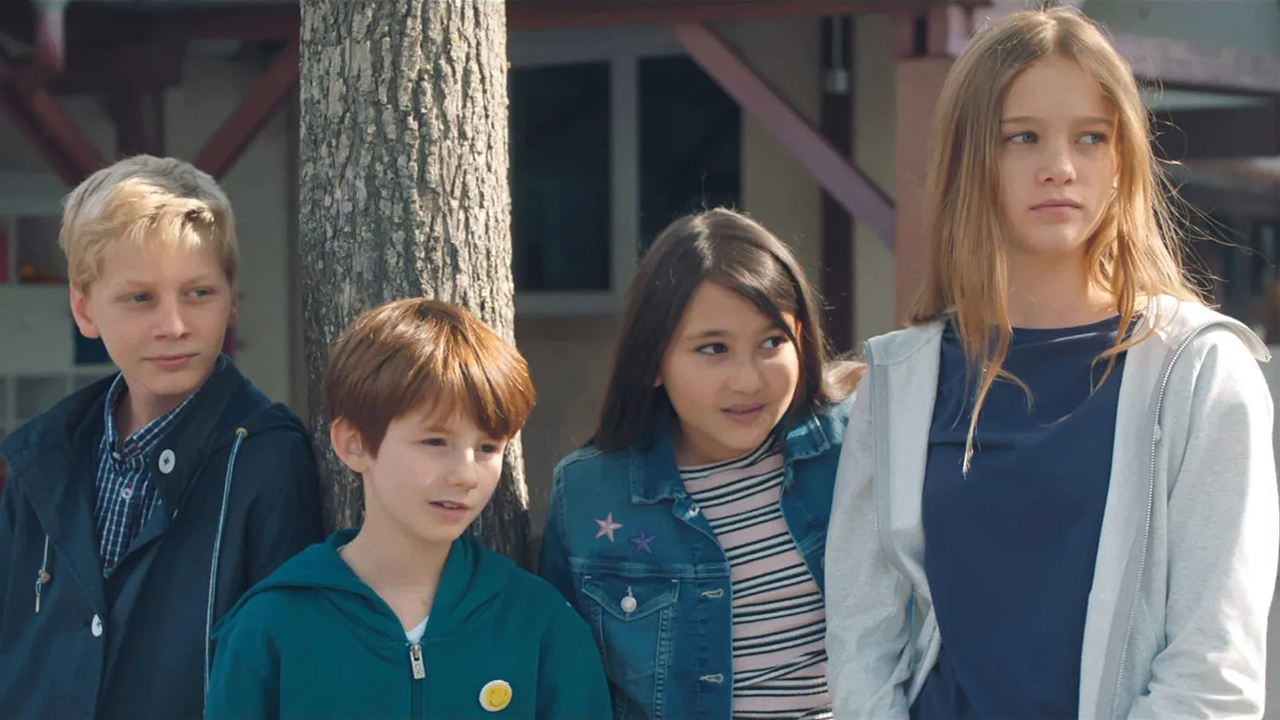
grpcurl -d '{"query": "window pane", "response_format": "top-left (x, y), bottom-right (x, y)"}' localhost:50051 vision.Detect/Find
top-left (509, 62), bottom-right (611, 292)
top-left (639, 56), bottom-right (741, 251)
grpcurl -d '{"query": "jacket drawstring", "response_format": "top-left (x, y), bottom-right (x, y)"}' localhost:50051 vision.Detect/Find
top-left (204, 427), bottom-right (248, 705)
top-left (34, 536), bottom-right (51, 613)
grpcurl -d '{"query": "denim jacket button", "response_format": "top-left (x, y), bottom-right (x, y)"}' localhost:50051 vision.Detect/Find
top-left (621, 595), bottom-right (638, 614)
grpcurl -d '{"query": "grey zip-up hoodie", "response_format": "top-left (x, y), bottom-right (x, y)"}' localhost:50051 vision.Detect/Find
top-left (825, 296), bottom-right (1279, 719)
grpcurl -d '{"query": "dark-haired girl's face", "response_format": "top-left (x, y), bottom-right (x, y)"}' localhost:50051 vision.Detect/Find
top-left (657, 281), bottom-right (800, 466)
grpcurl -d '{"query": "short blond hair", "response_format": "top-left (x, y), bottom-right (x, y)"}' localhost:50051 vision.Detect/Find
top-left (59, 155), bottom-right (238, 293)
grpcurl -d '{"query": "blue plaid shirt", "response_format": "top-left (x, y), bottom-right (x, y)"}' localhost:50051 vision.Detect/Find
top-left (93, 372), bottom-right (206, 574)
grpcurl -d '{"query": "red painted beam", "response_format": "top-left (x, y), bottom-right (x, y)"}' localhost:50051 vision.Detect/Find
top-left (195, 35), bottom-right (300, 180)
top-left (508, 1), bottom-right (951, 29)
top-left (671, 23), bottom-right (896, 249)
top-left (0, 50), bottom-right (104, 185)
top-left (0, 88), bottom-right (81, 184)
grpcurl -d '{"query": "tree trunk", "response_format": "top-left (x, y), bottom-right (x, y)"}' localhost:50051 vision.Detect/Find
top-left (298, 1), bottom-right (529, 565)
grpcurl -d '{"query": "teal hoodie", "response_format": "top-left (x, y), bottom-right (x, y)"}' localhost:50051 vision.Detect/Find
top-left (204, 529), bottom-right (611, 720)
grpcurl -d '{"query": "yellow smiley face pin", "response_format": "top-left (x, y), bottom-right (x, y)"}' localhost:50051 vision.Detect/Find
top-left (479, 679), bottom-right (512, 713)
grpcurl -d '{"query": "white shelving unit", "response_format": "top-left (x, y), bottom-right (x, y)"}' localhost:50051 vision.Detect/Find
top-left (0, 174), bottom-right (116, 438)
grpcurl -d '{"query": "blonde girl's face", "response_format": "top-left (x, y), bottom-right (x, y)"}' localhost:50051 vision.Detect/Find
top-left (997, 55), bottom-right (1119, 262)
top-left (657, 281), bottom-right (801, 467)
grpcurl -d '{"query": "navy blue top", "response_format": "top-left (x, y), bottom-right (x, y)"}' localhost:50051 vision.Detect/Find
top-left (911, 316), bottom-right (1126, 720)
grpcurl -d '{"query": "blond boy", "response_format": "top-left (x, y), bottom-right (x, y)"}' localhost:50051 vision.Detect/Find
top-left (0, 155), bottom-right (322, 719)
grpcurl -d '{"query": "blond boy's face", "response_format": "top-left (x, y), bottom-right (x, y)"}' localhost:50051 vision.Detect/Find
top-left (331, 408), bottom-right (507, 548)
top-left (71, 241), bottom-right (234, 416)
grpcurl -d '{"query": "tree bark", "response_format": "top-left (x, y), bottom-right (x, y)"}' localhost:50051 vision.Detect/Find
top-left (298, 1), bottom-right (529, 564)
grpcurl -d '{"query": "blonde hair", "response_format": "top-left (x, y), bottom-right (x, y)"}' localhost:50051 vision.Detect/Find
top-left (59, 155), bottom-right (238, 294)
top-left (912, 7), bottom-right (1201, 470)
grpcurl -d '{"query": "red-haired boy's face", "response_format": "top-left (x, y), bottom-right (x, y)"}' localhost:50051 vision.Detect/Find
top-left (334, 407), bottom-right (506, 547)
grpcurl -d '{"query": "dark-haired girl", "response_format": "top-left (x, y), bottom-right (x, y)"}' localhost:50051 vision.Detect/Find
top-left (538, 208), bottom-right (862, 720)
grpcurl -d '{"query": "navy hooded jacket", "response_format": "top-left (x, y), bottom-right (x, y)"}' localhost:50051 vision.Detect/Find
top-left (0, 360), bottom-right (324, 719)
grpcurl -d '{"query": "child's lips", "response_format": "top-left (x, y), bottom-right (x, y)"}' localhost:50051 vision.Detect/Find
top-left (147, 353), bottom-right (198, 369)
top-left (429, 500), bottom-right (471, 519)
top-left (723, 404), bottom-right (766, 424)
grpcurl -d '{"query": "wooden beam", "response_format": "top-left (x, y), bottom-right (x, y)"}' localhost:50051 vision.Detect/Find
top-left (0, 50), bottom-right (104, 185)
top-left (0, 88), bottom-right (80, 185)
top-left (509, 1), bottom-right (953, 30)
top-left (1113, 33), bottom-right (1280, 96)
top-left (195, 35), bottom-right (299, 180)
top-left (671, 23), bottom-right (896, 248)
top-left (973, 3), bottom-right (1279, 96)
top-left (1153, 102), bottom-right (1280, 161)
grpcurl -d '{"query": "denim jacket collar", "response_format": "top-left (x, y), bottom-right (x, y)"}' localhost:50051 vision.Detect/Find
top-left (627, 400), bottom-right (837, 505)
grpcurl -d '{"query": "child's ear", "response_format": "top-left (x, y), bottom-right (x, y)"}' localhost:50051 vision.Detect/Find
top-left (69, 285), bottom-right (101, 339)
top-left (330, 418), bottom-right (371, 474)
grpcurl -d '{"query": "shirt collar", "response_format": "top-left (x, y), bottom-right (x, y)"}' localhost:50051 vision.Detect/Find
top-left (101, 356), bottom-right (226, 460)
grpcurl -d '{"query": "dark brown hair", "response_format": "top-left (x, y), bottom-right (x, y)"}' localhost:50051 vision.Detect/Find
top-left (592, 208), bottom-right (858, 451)
top-left (323, 298), bottom-right (535, 454)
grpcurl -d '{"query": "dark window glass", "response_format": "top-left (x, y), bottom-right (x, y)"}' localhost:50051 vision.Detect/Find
top-left (639, 56), bottom-right (741, 252)
top-left (509, 62), bottom-right (611, 291)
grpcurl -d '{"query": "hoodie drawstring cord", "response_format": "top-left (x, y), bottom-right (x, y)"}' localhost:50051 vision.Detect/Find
top-left (204, 427), bottom-right (247, 706)
top-left (34, 535), bottom-right (50, 613)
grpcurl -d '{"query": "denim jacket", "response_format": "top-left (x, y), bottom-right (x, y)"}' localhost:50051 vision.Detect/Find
top-left (538, 395), bottom-right (853, 720)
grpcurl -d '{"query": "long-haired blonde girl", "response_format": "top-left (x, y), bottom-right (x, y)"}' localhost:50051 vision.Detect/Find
top-left (824, 7), bottom-right (1277, 719)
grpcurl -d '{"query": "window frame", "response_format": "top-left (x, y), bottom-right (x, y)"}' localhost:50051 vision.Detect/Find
top-left (508, 26), bottom-right (683, 316)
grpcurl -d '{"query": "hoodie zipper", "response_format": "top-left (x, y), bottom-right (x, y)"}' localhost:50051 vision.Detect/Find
top-left (409, 642), bottom-right (425, 717)
top-left (1109, 320), bottom-right (1219, 718)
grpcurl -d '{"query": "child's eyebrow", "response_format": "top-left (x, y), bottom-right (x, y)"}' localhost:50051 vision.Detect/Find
top-left (1001, 115), bottom-right (1113, 125)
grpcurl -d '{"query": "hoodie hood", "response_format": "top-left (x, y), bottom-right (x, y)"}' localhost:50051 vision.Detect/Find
top-left (221, 529), bottom-right (515, 643)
